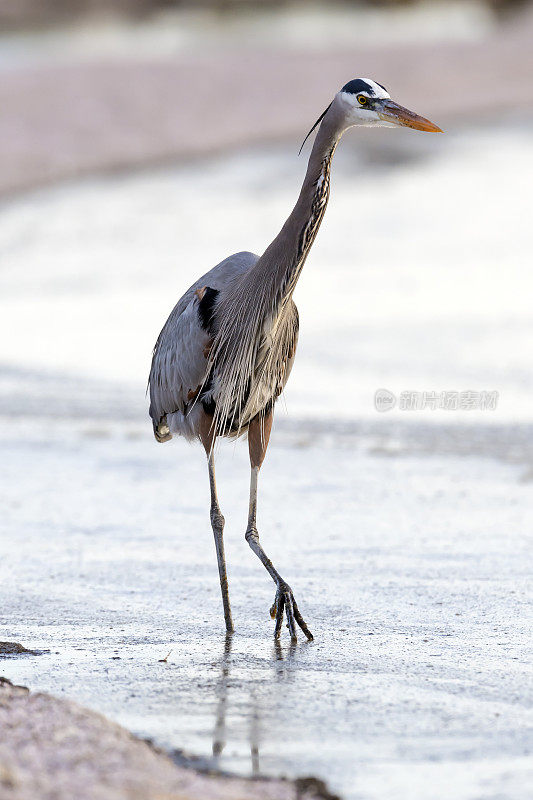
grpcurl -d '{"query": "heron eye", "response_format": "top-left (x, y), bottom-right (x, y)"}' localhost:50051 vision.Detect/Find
top-left (357, 94), bottom-right (368, 105)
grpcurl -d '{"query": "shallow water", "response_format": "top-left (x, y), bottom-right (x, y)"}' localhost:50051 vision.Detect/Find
top-left (1, 123), bottom-right (533, 799)
top-left (1, 417), bottom-right (532, 800)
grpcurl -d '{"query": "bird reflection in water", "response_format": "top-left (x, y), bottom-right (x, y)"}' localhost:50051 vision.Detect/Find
top-left (212, 633), bottom-right (232, 761)
top-left (274, 638), bottom-right (297, 665)
top-left (210, 633), bottom-right (300, 775)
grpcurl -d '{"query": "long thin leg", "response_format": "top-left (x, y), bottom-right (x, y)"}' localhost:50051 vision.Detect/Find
top-left (208, 452), bottom-right (233, 632)
top-left (245, 412), bottom-right (313, 642)
top-left (200, 411), bottom-right (234, 633)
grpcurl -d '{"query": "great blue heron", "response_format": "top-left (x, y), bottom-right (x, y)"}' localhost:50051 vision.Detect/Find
top-left (149, 78), bottom-right (441, 641)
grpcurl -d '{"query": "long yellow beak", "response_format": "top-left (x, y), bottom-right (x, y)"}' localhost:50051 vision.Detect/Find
top-left (378, 100), bottom-right (442, 133)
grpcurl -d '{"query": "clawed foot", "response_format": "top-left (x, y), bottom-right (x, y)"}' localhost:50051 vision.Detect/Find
top-left (269, 583), bottom-right (313, 642)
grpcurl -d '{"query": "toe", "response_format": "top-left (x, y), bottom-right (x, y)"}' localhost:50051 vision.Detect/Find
top-left (292, 596), bottom-right (314, 641)
top-left (273, 594), bottom-right (285, 639)
top-left (284, 592), bottom-right (298, 641)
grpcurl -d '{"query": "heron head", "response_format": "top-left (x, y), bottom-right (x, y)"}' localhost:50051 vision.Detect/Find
top-left (337, 78), bottom-right (442, 132)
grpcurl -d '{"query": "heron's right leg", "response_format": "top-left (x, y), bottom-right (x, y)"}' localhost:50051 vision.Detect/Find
top-left (245, 413), bottom-right (313, 642)
top-left (200, 412), bottom-right (234, 634)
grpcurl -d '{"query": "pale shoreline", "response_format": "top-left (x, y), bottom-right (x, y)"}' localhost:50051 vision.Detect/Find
top-left (0, 4), bottom-right (532, 198)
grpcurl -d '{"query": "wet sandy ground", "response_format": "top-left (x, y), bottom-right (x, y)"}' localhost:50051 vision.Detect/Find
top-left (1, 415), bottom-right (532, 800)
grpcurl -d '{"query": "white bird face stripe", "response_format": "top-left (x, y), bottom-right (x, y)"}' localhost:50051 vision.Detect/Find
top-left (340, 78), bottom-right (390, 100)
top-left (360, 78), bottom-right (390, 99)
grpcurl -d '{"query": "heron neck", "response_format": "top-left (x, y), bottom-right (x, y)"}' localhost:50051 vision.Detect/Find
top-left (249, 111), bottom-right (342, 312)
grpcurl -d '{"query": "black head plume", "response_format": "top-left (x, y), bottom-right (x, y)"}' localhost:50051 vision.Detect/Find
top-left (341, 78), bottom-right (387, 96)
top-left (298, 102), bottom-right (332, 156)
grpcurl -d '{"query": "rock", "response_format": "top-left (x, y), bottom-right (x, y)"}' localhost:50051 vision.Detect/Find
top-left (0, 681), bottom-right (330, 800)
top-left (0, 642), bottom-right (38, 656)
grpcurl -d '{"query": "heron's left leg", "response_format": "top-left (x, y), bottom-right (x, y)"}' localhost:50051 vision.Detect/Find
top-left (199, 410), bottom-right (234, 634)
top-left (245, 412), bottom-right (313, 642)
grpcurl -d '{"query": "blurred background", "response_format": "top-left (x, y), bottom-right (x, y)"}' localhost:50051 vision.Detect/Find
top-left (0, 0), bottom-right (532, 424)
top-left (1, 4), bottom-right (532, 800)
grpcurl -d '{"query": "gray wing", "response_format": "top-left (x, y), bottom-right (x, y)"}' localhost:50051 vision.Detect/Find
top-left (148, 251), bottom-right (259, 440)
